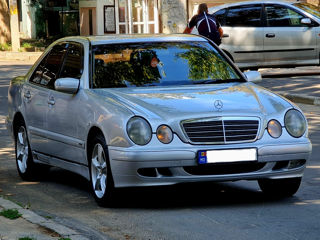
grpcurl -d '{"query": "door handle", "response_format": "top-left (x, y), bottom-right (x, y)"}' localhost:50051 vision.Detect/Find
top-left (48, 97), bottom-right (55, 106)
top-left (24, 91), bottom-right (31, 99)
top-left (266, 33), bottom-right (275, 38)
top-left (222, 33), bottom-right (229, 38)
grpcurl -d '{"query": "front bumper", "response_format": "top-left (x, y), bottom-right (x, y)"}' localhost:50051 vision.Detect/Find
top-left (108, 137), bottom-right (312, 188)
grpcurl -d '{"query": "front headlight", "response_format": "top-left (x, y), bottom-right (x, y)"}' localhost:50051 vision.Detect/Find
top-left (285, 109), bottom-right (306, 138)
top-left (127, 117), bottom-right (152, 145)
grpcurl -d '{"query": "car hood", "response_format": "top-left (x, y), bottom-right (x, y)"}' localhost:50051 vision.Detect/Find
top-left (93, 82), bottom-right (293, 124)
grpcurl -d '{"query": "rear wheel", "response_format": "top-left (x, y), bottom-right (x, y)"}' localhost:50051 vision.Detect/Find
top-left (258, 177), bottom-right (302, 198)
top-left (89, 134), bottom-right (115, 206)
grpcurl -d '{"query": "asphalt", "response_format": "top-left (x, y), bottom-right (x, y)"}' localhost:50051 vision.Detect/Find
top-left (0, 54), bottom-right (319, 239)
top-left (258, 66), bottom-right (320, 106)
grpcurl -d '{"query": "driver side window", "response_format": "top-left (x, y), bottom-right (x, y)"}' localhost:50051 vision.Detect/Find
top-left (265, 5), bottom-right (306, 27)
top-left (29, 43), bottom-right (67, 89)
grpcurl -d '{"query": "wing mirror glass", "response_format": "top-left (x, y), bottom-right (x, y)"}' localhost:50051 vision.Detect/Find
top-left (55, 78), bottom-right (80, 94)
top-left (301, 18), bottom-right (312, 25)
top-left (244, 71), bottom-right (262, 83)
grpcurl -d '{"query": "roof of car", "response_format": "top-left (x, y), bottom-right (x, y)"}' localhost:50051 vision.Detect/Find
top-left (85, 34), bottom-right (207, 45)
top-left (209, 0), bottom-right (297, 11)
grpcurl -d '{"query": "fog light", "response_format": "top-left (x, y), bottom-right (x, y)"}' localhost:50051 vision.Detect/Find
top-left (288, 160), bottom-right (306, 169)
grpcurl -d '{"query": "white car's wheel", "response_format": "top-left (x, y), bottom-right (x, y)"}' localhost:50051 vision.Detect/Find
top-left (89, 134), bottom-right (115, 206)
top-left (258, 177), bottom-right (302, 198)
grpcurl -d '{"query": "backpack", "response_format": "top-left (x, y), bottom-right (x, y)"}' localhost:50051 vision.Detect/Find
top-left (196, 13), bottom-right (221, 46)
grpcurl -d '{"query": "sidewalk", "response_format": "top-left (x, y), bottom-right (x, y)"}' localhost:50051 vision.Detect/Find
top-left (0, 197), bottom-right (89, 240)
top-left (0, 51), bottom-right (42, 63)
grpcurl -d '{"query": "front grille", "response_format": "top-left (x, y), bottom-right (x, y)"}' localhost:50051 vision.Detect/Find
top-left (182, 118), bottom-right (259, 144)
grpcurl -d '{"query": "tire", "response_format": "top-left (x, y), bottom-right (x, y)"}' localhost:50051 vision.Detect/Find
top-left (88, 133), bottom-right (115, 207)
top-left (258, 177), bottom-right (302, 198)
top-left (15, 119), bottom-right (41, 180)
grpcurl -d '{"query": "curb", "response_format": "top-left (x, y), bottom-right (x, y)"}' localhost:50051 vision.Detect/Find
top-left (0, 196), bottom-right (89, 240)
top-left (278, 91), bottom-right (320, 106)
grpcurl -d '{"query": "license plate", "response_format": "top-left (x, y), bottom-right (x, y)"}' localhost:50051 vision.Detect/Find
top-left (198, 148), bottom-right (257, 164)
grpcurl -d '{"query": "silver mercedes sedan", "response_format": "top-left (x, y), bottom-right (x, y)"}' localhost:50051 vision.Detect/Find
top-left (6, 34), bottom-right (312, 206)
top-left (205, 1), bottom-right (320, 69)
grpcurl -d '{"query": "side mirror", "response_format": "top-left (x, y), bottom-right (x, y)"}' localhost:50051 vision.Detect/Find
top-left (54, 78), bottom-right (80, 94)
top-left (301, 18), bottom-right (312, 25)
top-left (244, 71), bottom-right (262, 83)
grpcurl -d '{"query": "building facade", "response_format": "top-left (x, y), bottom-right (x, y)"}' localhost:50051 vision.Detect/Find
top-left (1, 0), bottom-right (320, 44)
top-left (79, 0), bottom-right (188, 35)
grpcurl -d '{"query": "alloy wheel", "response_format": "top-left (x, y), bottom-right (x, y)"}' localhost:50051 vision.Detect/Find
top-left (16, 126), bottom-right (29, 174)
top-left (91, 143), bottom-right (108, 199)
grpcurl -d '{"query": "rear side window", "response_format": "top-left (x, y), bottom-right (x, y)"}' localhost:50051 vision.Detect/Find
top-left (265, 5), bottom-right (307, 27)
top-left (225, 5), bottom-right (262, 27)
top-left (60, 43), bottom-right (84, 79)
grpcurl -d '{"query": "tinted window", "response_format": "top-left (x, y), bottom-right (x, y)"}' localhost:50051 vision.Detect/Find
top-left (92, 42), bottom-right (243, 89)
top-left (30, 44), bottom-right (67, 88)
top-left (266, 5), bottom-right (306, 27)
top-left (225, 5), bottom-right (262, 27)
top-left (214, 9), bottom-right (226, 26)
top-left (60, 43), bottom-right (84, 79)
top-left (29, 54), bottom-right (49, 85)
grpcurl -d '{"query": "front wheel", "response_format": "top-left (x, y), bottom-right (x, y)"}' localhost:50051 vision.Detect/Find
top-left (15, 121), bottom-right (40, 180)
top-left (258, 177), bottom-right (302, 198)
top-left (89, 134), bottom-right (115, 207)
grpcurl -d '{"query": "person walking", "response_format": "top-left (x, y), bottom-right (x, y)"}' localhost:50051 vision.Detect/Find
top-left (183, 3), bottom-right (223, 46)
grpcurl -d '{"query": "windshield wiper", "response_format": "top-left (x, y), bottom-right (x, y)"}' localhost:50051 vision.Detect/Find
top-left (193, 79), bottom-right (241, 84)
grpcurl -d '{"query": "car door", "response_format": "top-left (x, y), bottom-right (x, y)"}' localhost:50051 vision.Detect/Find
top-left (263, 4), bottom-right (317, 65)
top-left (22, 44), bottom-right (66, 152)
top-left (45, 42), bottom-right (86, 164)
top-left (216, 4), bottom-right (264, 68)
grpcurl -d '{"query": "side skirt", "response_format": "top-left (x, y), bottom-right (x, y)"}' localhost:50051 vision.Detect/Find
top-left (32, 151), bottom-right (90, 180)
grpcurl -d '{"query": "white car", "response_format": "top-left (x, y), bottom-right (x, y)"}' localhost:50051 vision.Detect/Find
top-left (195, 1), bottom-right (320, 69)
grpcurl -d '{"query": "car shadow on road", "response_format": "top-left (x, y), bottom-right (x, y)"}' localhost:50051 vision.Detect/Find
top-left (40, 167), bottom-right (298, 210)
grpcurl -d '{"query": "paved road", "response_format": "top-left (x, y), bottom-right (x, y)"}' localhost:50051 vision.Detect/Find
top-left (0, 62), bottom-right (320, 240)
top-left (259, 75), bottom-right (320, 98)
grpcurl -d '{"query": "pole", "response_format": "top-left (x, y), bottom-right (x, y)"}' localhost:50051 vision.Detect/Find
top-left (9, 0), bottom-right (20, 51)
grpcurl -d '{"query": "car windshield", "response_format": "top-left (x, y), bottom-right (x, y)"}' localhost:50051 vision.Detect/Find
top-left (294, 3), bottom-right (320, 19)
top-left (92, 41), bottom-right (243, 88)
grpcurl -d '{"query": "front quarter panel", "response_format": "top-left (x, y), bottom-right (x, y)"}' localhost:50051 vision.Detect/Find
top-left (80, 89), bottom-right (135, 148)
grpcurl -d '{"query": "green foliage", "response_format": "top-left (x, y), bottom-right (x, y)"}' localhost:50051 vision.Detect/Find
top-left (59, 238), bottom-right (72, 240)
top-left (63, 12), bottom-right (80, 36)
top-left (21, 42), bottom-right (33, 48)
top-left (19, 237), bottom-right (35, 240)
top-left (0, 209), bottom-right (22, 220)
top-left (0, 42), bottom-right (11, 51)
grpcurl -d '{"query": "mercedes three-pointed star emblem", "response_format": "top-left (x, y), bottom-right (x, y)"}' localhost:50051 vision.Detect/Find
top-left (214, 100), bottom-right (223, 110)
